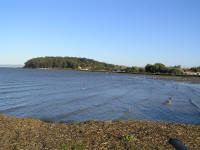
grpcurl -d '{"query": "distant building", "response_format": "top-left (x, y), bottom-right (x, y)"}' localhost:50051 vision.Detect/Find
top-left (113, 69), bottom-right (125, 73)
top-left (185, 72), bottom-right (200, 76)
top-left (78, 66), bottom-right (89, 71)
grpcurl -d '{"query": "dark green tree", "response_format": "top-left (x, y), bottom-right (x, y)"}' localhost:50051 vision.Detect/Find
top-left (24, 56), bottom-right (115, 71)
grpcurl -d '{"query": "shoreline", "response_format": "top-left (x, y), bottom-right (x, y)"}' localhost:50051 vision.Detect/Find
top-left (132, 73), bottom-right (200, 84)
top-left (22, 67), bottom-right (200, 83)
top-left (23, 67), bottom-right (200, 77)
top-left (0, 115), bottom-right (199, 149)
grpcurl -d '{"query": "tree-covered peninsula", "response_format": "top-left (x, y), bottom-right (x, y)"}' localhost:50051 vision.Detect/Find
top-left (24, 57), bottom-right (200, 76)
top-left (24, 57), bottom-right (118, 71)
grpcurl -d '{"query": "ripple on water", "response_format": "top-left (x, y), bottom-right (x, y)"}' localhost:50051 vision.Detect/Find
top-left (0, 68), bottom-right (200, 124)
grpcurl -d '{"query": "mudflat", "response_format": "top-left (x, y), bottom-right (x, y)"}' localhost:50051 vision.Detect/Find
top-left (0, 115), bottom-right (199, 150)
top-left (136, 73), bottom-right (200, 84)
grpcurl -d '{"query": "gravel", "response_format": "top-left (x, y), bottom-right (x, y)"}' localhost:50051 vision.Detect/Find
top-left (0, 115), bottom-right (199, 150)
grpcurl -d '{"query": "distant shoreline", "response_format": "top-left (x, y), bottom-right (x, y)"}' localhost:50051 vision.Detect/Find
top-left (135, 73), bottom-right (200, 83)
top-left (2, 67), bottom-right (199, 83)
top-left (23, 67), bottom-right (200, 76)
top-left (22, 67), bottom-right (200, 83)
top-left (24, 57), bottom-right (200, 77)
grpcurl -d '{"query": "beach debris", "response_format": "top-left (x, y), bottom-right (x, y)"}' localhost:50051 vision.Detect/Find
top-left (166, 100), bottom-right (172, 105)
top-left (163, 100), bottom-right (172, 105)
top-left (163, 96), bottom-right (173, 105)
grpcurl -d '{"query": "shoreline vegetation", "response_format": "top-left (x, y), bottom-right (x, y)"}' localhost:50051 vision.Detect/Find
top-left (24, 56), bottom-right (200, 76)
top-left (0, 115), bottom-right (199, 150)
top-left (24, 56), bottom-right (200, 83)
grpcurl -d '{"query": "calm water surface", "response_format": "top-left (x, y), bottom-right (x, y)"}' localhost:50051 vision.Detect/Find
top-left (0, 68), bottom-right (200, 124)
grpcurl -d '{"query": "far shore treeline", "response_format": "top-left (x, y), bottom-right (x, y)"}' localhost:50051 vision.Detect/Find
top-left (24, 57), bottom-right (117, 71)
top-left (24, 57), bottom-right (200, 75)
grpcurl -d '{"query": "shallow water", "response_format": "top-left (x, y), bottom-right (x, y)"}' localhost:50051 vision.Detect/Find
top-left (0, 68), bottom-right (200, 124)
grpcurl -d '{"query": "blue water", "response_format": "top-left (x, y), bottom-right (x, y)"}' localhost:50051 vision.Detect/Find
top-left (0, 68), bottom-right (200, 124)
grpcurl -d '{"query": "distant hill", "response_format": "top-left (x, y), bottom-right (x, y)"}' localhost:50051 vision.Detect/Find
top-left (24, 57), bottom-right (119, 71)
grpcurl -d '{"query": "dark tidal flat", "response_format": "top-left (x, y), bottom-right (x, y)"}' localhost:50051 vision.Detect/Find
top-left (0, 67), bottom-right (200, 124)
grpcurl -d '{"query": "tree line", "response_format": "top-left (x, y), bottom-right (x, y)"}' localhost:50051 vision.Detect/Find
top-left (190, 67), bottom-right (200, 72)
top-left (124, 63), bottom-right (199, 75)
top-left (24, 57), bottom-right (116, 71)
top-left (24, 57), bottom-right (199, 75)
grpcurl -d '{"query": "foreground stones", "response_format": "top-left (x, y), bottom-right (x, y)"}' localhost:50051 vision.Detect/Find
top-left (0, 115), bottom-right (199, 150)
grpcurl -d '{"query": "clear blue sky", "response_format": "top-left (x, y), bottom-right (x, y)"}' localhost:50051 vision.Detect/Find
top-left (0, 0), bottom-right (199, 67)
